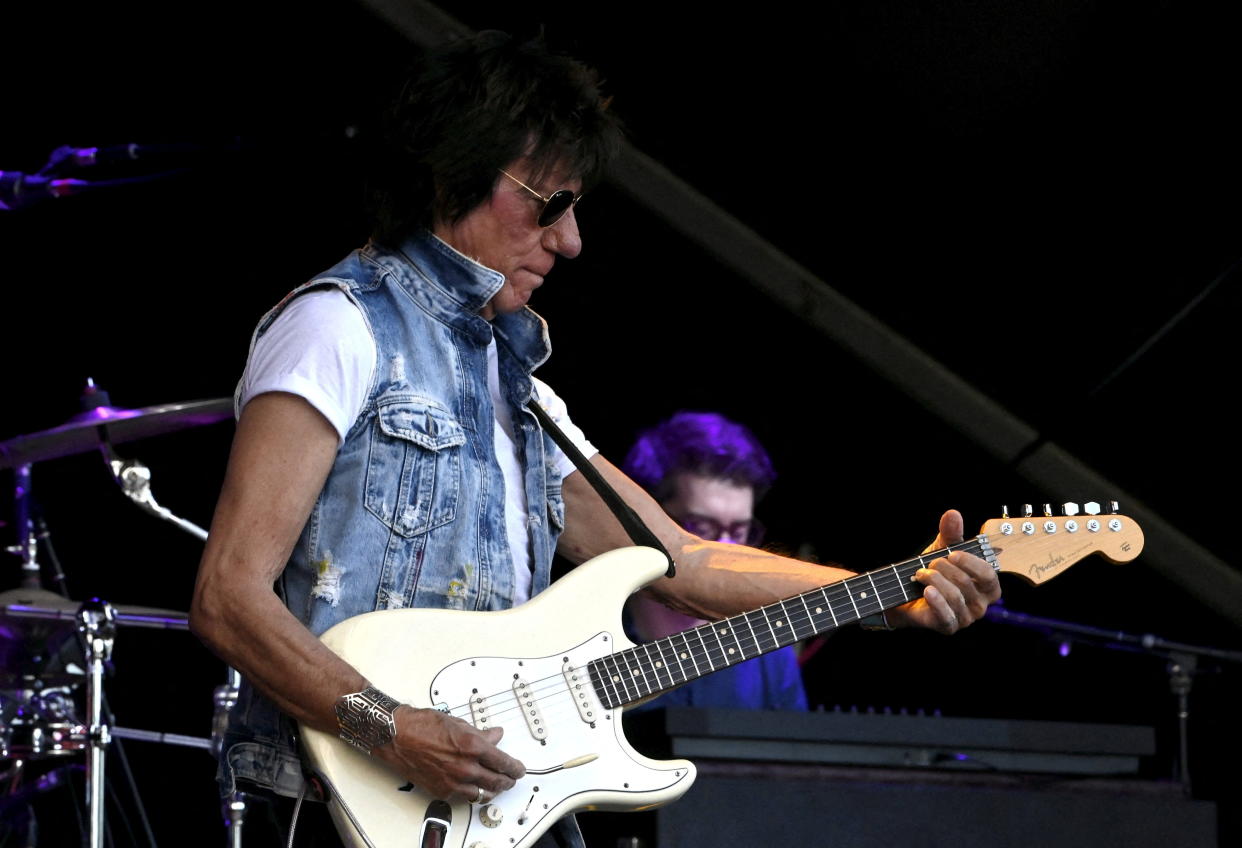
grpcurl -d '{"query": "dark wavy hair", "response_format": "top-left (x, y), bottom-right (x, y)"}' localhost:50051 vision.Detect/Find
top-left (370, 31), bottom-right (622, 245)
top-left (622, 412), bottom-right (777, 504)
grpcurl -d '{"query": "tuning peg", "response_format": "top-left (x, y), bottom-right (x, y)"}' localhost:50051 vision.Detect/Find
top-left (1022, 504), bottom-right (1033, 518)
top-left (1063, 502), bottom-right (1079, 516)
top-left (1109, 501), bottom-right (1120, 514)
top-left (1043, 504), bottom-right (1053, 517)
top-left (1084, 502), bottom-right (1101, 515)
top-left (1001, 505), bottom-right (1010, 519)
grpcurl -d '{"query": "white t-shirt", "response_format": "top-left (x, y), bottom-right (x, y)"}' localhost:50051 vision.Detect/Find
top-left (236, 288), bottom-right (596, 604)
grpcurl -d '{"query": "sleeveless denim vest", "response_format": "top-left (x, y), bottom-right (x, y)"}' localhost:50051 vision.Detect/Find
top-left (220, 232), bottom-right (577, 848)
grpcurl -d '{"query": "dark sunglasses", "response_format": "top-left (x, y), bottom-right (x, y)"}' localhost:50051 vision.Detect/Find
top-left (498, 169), bottom-right (581, 228)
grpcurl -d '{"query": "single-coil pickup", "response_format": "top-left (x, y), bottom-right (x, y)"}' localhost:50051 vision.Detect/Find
top-left (562, 662), bottom-right (600, 724)
top-left (512, 678), bottom-right (546, 741)
top-left (469, 691), bottom-right (492, 728)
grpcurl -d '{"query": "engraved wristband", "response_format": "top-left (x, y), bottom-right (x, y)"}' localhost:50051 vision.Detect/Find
top-left (335, 686), bottom-right (400, 755)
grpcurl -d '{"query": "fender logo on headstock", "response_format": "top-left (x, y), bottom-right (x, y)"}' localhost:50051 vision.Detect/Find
top-left (983, 510), bottom-right (1144, 585)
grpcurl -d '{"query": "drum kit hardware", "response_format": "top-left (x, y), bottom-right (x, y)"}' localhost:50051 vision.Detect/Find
top-left (2, 383), bottom-right (240, 847)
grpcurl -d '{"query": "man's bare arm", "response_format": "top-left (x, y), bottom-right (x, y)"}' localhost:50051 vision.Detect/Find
top-left (557, 455), bottom-right (1000, 633)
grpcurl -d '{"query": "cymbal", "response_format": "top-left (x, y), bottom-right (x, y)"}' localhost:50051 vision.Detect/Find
top-left (0, 588), bottom-right (86, 690)
top-left (0, 588), bottom-right (189, 630)
top-left (0, 398), bottom-right (233, 469)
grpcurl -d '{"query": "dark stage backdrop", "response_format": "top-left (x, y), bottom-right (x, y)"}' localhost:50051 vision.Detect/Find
top-left (2, 2), bottom-right (1239, 845)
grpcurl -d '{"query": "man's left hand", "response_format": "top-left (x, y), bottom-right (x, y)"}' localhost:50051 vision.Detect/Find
top-left (886, 510), bottom-right (1002, 634)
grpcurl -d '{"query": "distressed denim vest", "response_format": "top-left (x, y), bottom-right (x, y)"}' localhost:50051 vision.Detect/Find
top-left (221, 231), bottom-right (579, 845)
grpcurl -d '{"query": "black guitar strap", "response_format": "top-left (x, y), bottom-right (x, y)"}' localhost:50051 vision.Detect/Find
top-left (526, 399), bottom-right (676, 578)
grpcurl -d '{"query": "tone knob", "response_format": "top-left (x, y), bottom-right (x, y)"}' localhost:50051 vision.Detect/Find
top-left (480, 803), bottom-right (504, 828)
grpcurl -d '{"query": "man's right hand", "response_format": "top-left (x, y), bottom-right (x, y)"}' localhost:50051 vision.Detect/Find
top-left (373, 706), bottom-right (526, 803)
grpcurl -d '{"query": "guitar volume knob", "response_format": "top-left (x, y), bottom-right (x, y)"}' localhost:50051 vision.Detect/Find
top-left (480, 803), bottom-right (504, 828)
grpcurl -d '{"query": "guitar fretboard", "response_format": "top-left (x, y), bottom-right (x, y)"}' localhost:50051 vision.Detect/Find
top-left (586, 537), bottom-right (995, 709)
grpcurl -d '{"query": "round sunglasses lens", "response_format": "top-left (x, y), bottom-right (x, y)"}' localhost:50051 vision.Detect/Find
top-left (538, 190), bottom-right (577, 227)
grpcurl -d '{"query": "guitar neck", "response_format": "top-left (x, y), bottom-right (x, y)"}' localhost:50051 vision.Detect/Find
top-left (588, 536), bottom-right (997, 709)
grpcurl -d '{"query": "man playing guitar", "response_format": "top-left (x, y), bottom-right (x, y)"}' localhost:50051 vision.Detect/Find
top-left (189, 31), bottom-right (1001, 848)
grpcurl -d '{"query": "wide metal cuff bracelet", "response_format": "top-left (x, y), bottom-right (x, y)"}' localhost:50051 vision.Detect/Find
top-left (335, 685), bottom-right (400, 755)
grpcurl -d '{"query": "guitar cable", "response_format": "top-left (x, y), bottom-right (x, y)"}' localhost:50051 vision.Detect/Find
top-left (285, 784), bottom-right (306, 848)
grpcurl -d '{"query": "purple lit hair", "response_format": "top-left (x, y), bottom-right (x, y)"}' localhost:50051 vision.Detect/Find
top-left (622, 412), bottom-right (777, 503)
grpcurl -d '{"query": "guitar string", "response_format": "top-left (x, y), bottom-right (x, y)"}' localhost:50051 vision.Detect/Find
top-left (440, 538), bottom-right (991, 720)
top-left (444, 538), bottom-right (989, 719)
top-left (449, 538), bottom-right (990, 720)
top-left (579, 538), bottom-right (989, 703)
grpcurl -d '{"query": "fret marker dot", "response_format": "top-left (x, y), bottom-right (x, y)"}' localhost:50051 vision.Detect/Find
top-left (655, 661), bottom-right (663, 668)
top-left (728, 648), bottom-right (736, 655)
top-left (680, 652), bottom-right (688, 659)
top-left (631, 669), bottom-right (640, 677)
top-left (719, 628), bottom-right (727, 635)
top-left (776, 620), bottom-right (785, 627)
top-left (612, 675), bottom-right (620, 683)
top-left (815, 607), bottom-right (823, 614)
top-left (860, 591), bottom-right (868, 599)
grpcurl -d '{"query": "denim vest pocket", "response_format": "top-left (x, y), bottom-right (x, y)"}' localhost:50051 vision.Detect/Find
top-left (365, 396), bottom-right (466, 537)
top-left (546, 487), bottom-right (566, 531)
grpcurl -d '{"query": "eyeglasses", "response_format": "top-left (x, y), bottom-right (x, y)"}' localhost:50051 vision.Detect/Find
top-left (674, 514), bottom-right (766, 546)
top-left (498, 169), bottom-right (581, 228)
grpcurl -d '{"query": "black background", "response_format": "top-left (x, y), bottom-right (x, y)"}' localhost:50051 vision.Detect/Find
top-left (2, 1), bottom-right (1239, 845)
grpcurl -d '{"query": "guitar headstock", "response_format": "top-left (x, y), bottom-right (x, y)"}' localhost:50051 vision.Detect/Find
top-left (979, 502), bottom-right (1144, 585)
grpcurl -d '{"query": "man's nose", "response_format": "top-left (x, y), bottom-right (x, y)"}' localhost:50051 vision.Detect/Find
top-left (544, 206), bottom-right (582, 259)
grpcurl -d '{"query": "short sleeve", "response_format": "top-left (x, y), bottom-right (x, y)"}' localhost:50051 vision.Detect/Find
top-left (236, 288), bottom-right (375, 444)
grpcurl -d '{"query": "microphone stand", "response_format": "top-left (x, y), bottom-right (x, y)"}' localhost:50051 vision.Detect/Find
top-left (986, 607), bottom-right (1242, 795)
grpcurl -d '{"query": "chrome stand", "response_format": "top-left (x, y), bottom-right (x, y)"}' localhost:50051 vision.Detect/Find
top-left (76, 599), bottom-right (116, 848)
top-left (213, 667), bottom-right (246, 848)
top-left (102, 440), bottom-right (248, 844)
top-left (9, 463), bottom-right (41, 589)
top-left (104, 447), bottom-right (209, 542)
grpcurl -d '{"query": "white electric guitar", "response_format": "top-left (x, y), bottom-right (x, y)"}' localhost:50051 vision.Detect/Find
top-left (299, 508), bottom-right (1144, 848)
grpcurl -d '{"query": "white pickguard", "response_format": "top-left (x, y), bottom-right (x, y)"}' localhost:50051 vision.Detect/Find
top-left (299, 547), bottom-right (696, 848)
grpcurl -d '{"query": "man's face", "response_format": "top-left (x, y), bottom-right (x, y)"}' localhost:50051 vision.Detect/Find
top-left (433, 162), bottom-right (583, 320)
top-left (663, 472), bottom-right (757, 545)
